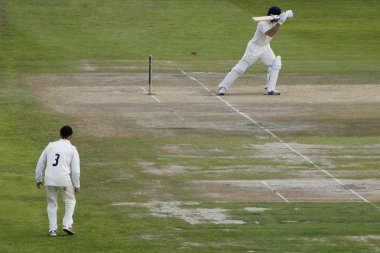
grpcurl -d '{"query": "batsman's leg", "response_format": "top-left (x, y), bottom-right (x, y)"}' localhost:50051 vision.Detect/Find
top-left (218, 59), bottom-right (249, 91)
top-left (217, 44), bottom-right (262, 95)
top-left (218, 53), bottom-right (260, 96)
top-left (261, 46), bottom-right (281, 94)
top-left (265, 67), bottom-right (272, 91)
top-left (265, 56), bottom-right (282, 94)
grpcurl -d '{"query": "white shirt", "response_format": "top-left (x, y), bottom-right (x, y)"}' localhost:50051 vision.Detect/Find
top-left (35, 139), bottom-right (80, 187)
top-left (250, 21), bottom-right (275, 46)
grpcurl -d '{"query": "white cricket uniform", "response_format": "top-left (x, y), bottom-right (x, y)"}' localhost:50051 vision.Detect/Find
top-left (251, 20), bottom-right (275, 46)
top-left (35, 139), bottom-right (80, 231)
top-left (218, 20), bottom-right (280, 91)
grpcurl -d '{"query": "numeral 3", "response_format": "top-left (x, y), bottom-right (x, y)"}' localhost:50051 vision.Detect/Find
top-left (52, 154), bottom-right (60, 166)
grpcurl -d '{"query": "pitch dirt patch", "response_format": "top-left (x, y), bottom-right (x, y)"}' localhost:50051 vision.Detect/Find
top-left (111, 201), bottom-right (246, 225)
top-left (347, 235), bottom-right (380, 242)
top-left (26, 72), bottom-right (380, 137)
top-left (26, 71), bottom-right (380, 203)
top-left (191, 179), bottom-right (380, 202)
top-left (112, 202), bottom-right (271, 225)
top-left (26, 73), bottom-right (380, 136)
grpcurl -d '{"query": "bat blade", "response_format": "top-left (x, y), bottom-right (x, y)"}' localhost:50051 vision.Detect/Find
top-left (252, 15), bottom-right (279, 22)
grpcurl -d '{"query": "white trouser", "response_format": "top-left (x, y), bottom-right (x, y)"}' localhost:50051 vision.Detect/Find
top-left (46, 185), bottom-right (76, 231)
top-left (218, 43), bottom-right (277, 90)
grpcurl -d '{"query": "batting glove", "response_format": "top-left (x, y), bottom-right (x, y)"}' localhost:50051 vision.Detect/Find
top-left (285, 10), bottom-right (294, 19)
top-left (277, 12), bottom-right (287, 25)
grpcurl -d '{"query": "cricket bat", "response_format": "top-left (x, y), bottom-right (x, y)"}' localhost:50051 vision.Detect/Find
top-left (252, 15), bottom-right (279, 22)
top-left (253, 11), bottom-right (294, 22)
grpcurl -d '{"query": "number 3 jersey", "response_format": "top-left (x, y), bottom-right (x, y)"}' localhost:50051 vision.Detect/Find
top-left (36, 139), bottom-right (80, 187)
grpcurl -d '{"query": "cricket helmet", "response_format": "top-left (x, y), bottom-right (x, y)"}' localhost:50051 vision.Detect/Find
top-left (267, 6), bottom-right (281, 16)
top-left (60, 125), bottom-right (73, 138)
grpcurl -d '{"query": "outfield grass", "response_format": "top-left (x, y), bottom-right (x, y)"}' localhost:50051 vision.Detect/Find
top-left (4, 0), bottom-right (380, 72)
top-left (1, 0), bottom-right (380, 252)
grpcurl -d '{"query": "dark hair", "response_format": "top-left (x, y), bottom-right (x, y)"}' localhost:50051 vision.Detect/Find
top-left (60, 125), bottom-right (73, 138)
top-left (267, 6), bottom-right (281, 16)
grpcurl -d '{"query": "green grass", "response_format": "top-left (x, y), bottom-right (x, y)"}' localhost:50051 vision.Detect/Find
top-left (4, 0), bottom-right (380, 72)
top-left (1, 0), bottom-right (380, 252)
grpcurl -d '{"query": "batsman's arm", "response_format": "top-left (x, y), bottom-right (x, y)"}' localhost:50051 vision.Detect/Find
top-left (265, 23), bottom-right (281, 37)
top-left (265, 11), bottom-right (287, 37)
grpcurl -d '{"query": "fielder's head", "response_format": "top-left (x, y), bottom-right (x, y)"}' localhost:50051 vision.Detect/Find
top-left (60, 125), bottom-right (73, 139)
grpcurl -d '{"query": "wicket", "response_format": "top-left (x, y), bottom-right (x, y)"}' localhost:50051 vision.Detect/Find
top-left (148, 55), bottom-right (152, 95)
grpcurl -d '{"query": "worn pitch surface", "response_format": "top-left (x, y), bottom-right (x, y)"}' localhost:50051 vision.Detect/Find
top-left (28, 71), bottom-right (380, 203)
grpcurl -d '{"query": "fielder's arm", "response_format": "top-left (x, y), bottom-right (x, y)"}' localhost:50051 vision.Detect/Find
top-left (71, 147), bottom-right (80, 193)
top-left (35, 145), bottom-right (48, 188)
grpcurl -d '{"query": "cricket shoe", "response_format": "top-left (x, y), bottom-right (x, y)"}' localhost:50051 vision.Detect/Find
top-left (266, 90), bottom-right (281, 95)
top-left (218, 87), bottom-right (226, 96)
top-left (49, 229), bottom-right (58, 237)
top-left (63, 226), bottom-right (75, 235)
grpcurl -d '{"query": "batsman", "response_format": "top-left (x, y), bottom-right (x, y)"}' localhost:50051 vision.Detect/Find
top-left (217, 6), bottom-right (293, 95)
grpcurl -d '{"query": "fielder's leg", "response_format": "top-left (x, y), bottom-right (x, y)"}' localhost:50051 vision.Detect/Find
top-left (266, 56), bottom-right (282, 95)
top-left (46, 186), bottom-right (59, 232)
top-left (62, 185), bottom-right (76, 233)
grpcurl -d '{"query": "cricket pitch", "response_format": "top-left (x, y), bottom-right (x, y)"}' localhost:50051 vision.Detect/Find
top-left (27, 67), bottom-right (380, 206)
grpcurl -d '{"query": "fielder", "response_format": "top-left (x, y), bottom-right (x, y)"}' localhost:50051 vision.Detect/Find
top-left (35, 126), bottom-right (80, 237)
top-left (217, 6), bottom-right (293, 95)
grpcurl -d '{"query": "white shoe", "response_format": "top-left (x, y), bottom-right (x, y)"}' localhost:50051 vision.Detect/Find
top-left (218, 87), bottom-right (226, 95)
top-left (49, 229), bottom-right (58, 237)
top-left (63, 226), bottom-right (75, 235)
top-left (267, 90), bottom-right (281, 95)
